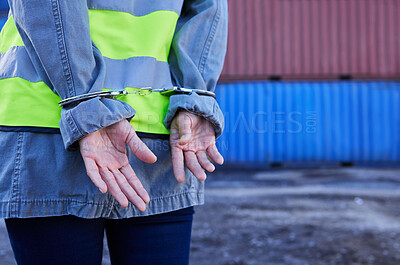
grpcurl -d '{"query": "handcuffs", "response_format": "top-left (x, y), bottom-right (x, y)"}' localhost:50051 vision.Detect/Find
top-left (58, 87), bottom-right (216, 107)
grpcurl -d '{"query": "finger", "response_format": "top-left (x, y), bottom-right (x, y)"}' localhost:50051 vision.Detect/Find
top-left (184, 151), bottom-right (207, 181)
top-left (207, 144), bottom-right (224, 165)
top-left (120, 165), bottom-right (150, 204)
top-left (178, 113), bottom-right (192, 145)
top-left (127, 130), bottom-right (157, 164)
top-left (196, 151), bottom-right (215, 172)
top-left (171, 144), bottom-right (185, 183)
top-left (111, 169), bottom-right (147, 212)
top-left (99, 168), bottom-right (129, 208)
top-left (82, 158), bottom-right (107, 193)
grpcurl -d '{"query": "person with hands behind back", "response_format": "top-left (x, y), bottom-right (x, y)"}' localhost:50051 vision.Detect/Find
top-left (79, 110), bottom-right (224, 211)
top-left (0, 0), bottom-right (227, 264)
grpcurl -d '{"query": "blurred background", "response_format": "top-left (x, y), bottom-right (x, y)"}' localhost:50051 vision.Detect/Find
top-left (1, 1), bottom-right (400, 265)
top-left (217, 0), bottom-right (399, 168)
top-left (0, 1), bottom-right (6, 30)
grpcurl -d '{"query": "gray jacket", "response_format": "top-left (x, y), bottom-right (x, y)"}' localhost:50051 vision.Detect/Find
top-left (0, 0), bottom-right (227, 218)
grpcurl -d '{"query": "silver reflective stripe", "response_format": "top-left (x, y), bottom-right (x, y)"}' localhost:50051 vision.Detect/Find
top-left (0, 47), bottom-right (174, 90)
top-left (103, 56), bottom-right (173, 90)
top-left (0, 46), bottom-right (42, 83)
top-left (86, 0), bottom-right (184, 16)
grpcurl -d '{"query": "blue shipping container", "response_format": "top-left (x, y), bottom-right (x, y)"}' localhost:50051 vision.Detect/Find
top-left (0, 0), bottom-right (8, 31)
top-left (0, 0), bottom-right (9, 10)
top-left (0, 17), bottom-right (6, 30)
top-left (216, 81), bottom-right (400, 167)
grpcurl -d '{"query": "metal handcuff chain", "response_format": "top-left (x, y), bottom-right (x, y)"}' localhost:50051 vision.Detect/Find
top-left (58, 87), bottom-right (216, 107)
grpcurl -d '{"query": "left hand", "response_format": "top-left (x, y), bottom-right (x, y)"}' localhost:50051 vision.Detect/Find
top-left (170, 110), bottom-right (224, 182)
top-left (79, 119), bottom-right (157, 211)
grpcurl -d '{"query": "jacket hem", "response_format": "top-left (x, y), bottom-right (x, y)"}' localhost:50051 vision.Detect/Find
top-left (0, 190), bottom-right (204, 219)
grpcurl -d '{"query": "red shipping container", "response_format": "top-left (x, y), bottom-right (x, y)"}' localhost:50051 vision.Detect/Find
top-left (221, 0), bottom-right (400, 81)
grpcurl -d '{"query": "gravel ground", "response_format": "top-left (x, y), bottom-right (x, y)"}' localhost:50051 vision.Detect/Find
top-left (0, 167), bottom-right (399, 265)
top-left (190, 168), bottom-right (400, 265)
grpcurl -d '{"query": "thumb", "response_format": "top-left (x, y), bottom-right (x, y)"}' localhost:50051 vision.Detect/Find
top-left (126, 127), bottom-right (157, 164)
top-left (178, 113), bottom-right (193, 145)
top-left (179, 132), bottom-right (192, 145)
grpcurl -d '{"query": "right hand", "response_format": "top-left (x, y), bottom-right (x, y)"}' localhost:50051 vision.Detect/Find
top-left (170, 110), bottom-right (224, 182)
top-left (79, 119), bottom-right (157, 211)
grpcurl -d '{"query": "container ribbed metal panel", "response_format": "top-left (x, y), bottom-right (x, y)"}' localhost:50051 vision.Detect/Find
top-left (0, 17), bottom-right (6, 30)
top-left (216, 81), bottom-right (400, 167)
top-left (0, 0), bottom-right (8, 30)
top-left (221, 0), bottom-right (400, 81)
top-left (0, 0), bottom-right (8, 10)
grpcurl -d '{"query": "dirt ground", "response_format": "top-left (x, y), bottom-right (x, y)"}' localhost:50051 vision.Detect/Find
top-left (0, 167), bottom-right (399, 265)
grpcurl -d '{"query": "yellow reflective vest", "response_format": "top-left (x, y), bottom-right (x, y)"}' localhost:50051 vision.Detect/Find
top-left (0, 8), bottom-right (180, 134)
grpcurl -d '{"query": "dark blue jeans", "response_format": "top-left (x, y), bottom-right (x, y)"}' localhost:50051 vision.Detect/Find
top-left (5, 207), bottom-right (194, 265)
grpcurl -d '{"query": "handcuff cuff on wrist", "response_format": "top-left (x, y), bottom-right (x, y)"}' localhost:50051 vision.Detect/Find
top-left (58, 87), bottom-right (216, 107)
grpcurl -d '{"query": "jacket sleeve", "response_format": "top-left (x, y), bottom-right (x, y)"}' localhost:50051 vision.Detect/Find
top-left (164, 0), bottom-right (228, 138)
top-left (8, 0), bottom-right (135, 150)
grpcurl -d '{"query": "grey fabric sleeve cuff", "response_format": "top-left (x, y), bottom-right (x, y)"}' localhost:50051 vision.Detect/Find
top-left (163, 92), bottom-right (224, 138)
top-left (59, 97), bottom-right (135, 151)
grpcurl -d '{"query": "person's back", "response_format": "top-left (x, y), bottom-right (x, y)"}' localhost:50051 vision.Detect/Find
top-left (0, 0), bottom-right (227, 264)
